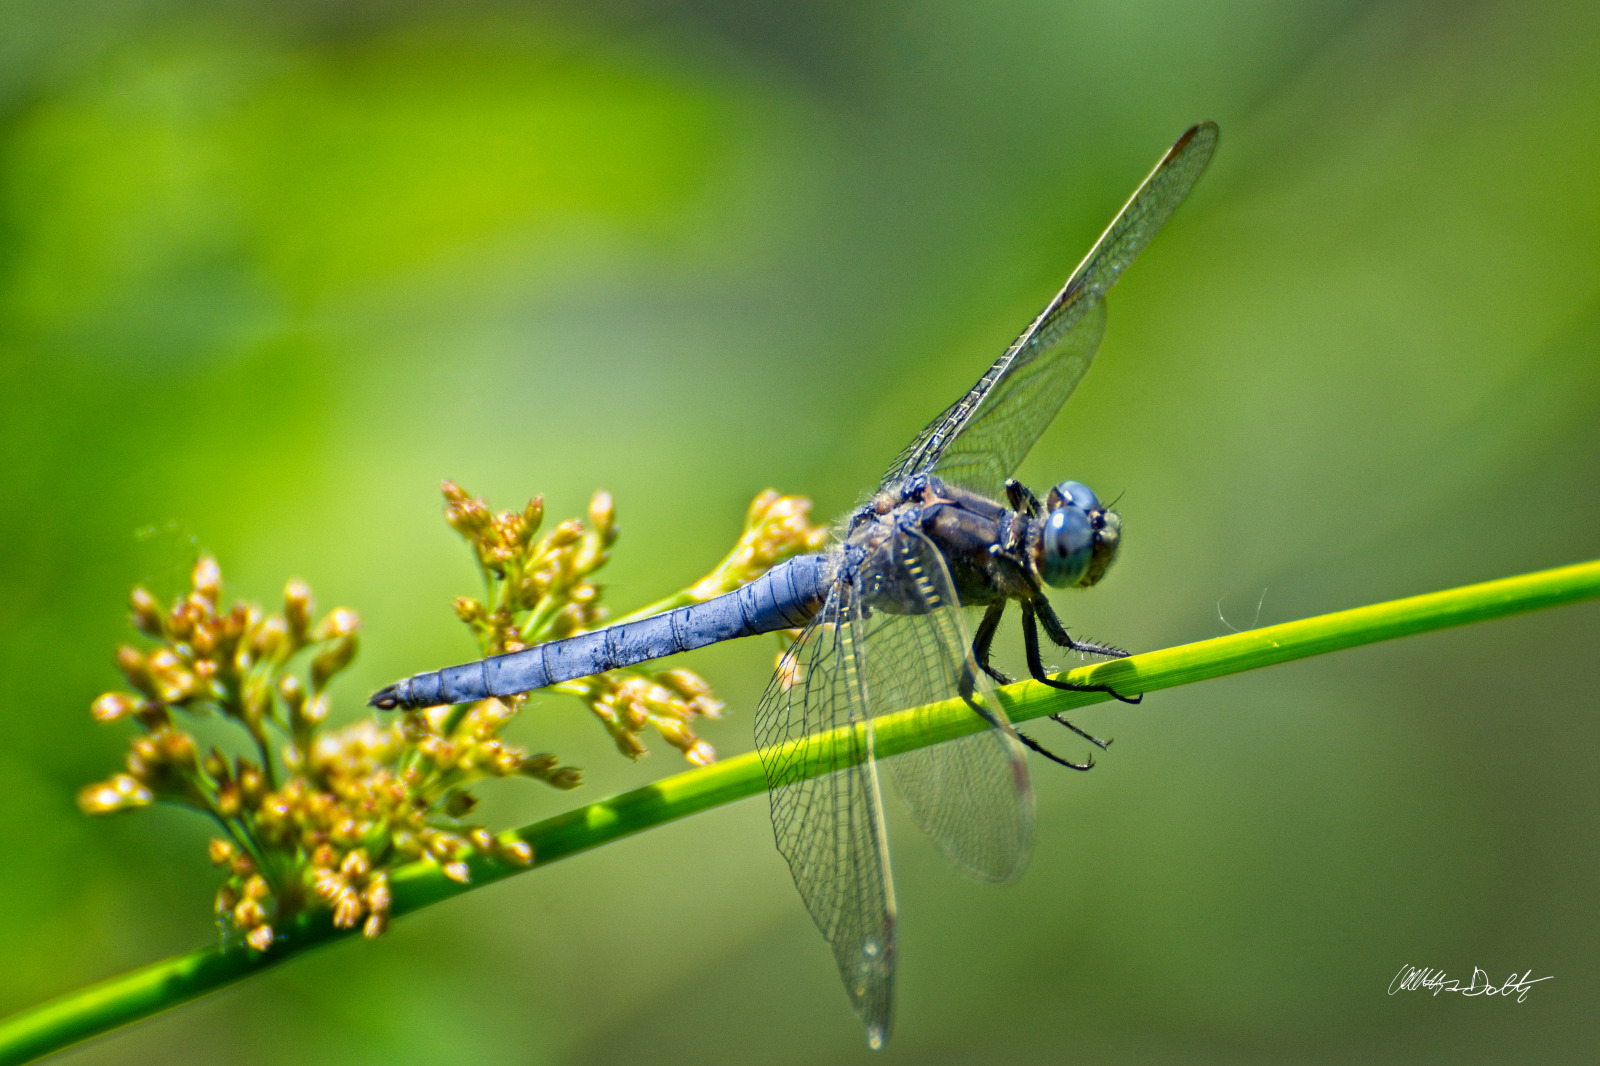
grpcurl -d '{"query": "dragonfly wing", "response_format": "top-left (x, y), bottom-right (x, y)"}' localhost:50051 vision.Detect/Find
top-left (867, 526), bottom-right (1034, 882)
top-left (883, 122), bottom-right (1218, 497)
top-left (754, 580), bottom-right (897, 1049)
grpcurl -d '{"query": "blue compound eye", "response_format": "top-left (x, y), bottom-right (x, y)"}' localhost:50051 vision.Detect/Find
top-left (1040, 506), bottom-right (1094, 588)
top-left (1050, 480), bottom-right (1101, 514)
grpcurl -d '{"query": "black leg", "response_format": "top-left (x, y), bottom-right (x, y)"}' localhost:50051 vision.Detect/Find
top-left (1021, 603), bottom-right (1115, 748)
top-left (1030, 598), bottom-right (1142, 705)
top-left (1032, 598), bottom-right (1131, 659)
top-left (971, 601), bottom-right (1011, 686)
top-left (956, 658), bottom-right (1093, 771)
top-left (1014, 727), bottom-right (1095, 771)
top-left (1004, 478), bottom-right (1042, 516)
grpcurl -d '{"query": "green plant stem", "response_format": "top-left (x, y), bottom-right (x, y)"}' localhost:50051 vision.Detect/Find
top-left (4, 558), bottom-right (1598, 1066)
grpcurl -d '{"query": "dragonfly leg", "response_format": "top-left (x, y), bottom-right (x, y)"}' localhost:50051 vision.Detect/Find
top-left (1033, 598), bottom-right (1131, 659)
top-left (971, 601), bottom-right (1012, 686)
top-left (1021, 603), bottom-right (1115, 749)
top-left (956, 655), bottom-right (1093, 771)
top-left (1031, 598), bottom-right (1142, 705)
top-left (1014, 727), bottom-right (1095, 771)
top-left (1004, 478), bottom-right (1042, 517)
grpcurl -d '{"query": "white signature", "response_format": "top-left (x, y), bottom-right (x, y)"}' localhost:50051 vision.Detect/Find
top-left (1389, 965), bottom-right (1552, 1003)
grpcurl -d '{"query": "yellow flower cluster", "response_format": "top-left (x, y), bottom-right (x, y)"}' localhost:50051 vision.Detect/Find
top-left (80, 482), bottom-right (827, 953)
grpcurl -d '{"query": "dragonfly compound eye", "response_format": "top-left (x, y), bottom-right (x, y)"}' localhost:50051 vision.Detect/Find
top-left (1047, 479), bottom-right (1101, 514)
top-left (1040, 506), bottom-right (1094, 588)
top-left (1085, 507), bottom-right (1121, 587)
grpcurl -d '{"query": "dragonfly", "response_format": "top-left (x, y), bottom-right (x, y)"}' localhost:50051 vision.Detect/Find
top-left (372, 122), bottom-right (1218, 1048)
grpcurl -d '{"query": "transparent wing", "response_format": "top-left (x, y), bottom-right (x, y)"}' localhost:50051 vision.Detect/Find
top-left (867, 528), bottom-right (1034, 882)
top-left (883, 122), bottom-right (1218, 497)
top-left (754, 581), bottom-right (897, 1049)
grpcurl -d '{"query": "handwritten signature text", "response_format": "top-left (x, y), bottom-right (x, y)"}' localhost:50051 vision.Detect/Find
top-left (1389, 965), bottom-right (1552, 1003)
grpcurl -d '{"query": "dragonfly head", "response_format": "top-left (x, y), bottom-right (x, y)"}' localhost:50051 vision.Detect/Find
top-left (1035, 480), bottom-right (1121, 589)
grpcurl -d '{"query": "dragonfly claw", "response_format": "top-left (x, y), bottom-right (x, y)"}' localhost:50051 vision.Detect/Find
top-left (1015, 729), bottom-right (1096, 771)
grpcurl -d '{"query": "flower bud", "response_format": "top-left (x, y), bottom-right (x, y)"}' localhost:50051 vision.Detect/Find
top-left (203, 748), bottom-right (230, 780)
top-left (313, 608), bottom-right (360, 641)
top-left (299, 693), bottom-right (329, 727)
top-left (252, 615), bottom-right (288, 660)
top-left (521, 495), bottom-right (545, 544)
top-left (238, 762), bottom-right (265, 803)
top-left (77, 774), bottom-right (154, 814)
top-left (129, 587), bottom-right (164, 637)
top-left (311, 634), bottom-right (358, 690)
top-left (246, 925), bottom-right (275, 952)
top-left (208, 838), bottom-right (236, 865)
top-left (499, 839), bottom-right (534, 866)
top-left (547, 519), bottom-right (583, 549)
top-left (363, 876), bottom-right (391, 911)
top-left (588, 491), bottom-right (616, 545)
top-left (91, 692), bottom-right (141, 723)
top-left (233, 898), bottom-right (265, 927)
top-left (217, 781), bottom-right (242, 817)
top-left (444, 490), bottom-right (491, 537)
top-left (284, 580), bottom-right (313, 639)
top-left (191, 557), bottom-right (222, 603)
top-left (332, 891), bottom-right (364, 929)
top-left (158, 728), bottom-right (198, 769)
top-left (116, 646), bottom-right (157, 698)
top-left (277, 674), bottom-right (305, 712)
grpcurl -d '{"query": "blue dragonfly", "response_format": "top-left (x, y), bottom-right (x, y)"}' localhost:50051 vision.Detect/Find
top-left (372, 122), bottom-right (1218, 1047)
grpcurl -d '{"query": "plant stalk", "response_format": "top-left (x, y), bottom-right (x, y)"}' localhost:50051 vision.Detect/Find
top-left (3, 558), bottom-right (1597, 1065)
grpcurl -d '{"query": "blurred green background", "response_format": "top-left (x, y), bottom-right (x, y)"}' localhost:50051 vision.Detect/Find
top-left (2, 0), bottom-right (1597, 1062)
